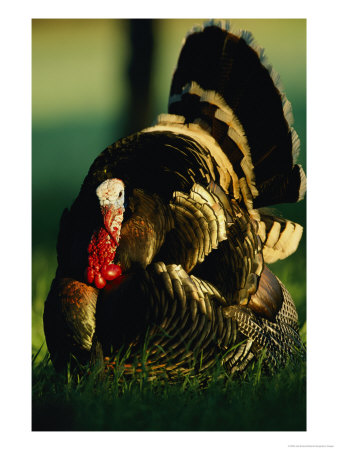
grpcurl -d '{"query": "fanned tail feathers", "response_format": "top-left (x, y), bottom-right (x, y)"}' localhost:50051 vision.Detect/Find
top-left (164, 20), bottom-right (306, 210)
top-left (257, 213), bottom-right (303, 263)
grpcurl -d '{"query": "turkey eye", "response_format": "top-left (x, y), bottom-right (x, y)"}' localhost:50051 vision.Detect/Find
top-left (118, 191), bottom-right (122, 198)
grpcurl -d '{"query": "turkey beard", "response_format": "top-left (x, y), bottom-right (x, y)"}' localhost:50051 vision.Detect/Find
top-left (85, 205), bottom-right (123, 289)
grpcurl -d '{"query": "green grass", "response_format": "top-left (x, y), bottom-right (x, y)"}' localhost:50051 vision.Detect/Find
top-left (32, 246), bottom-right (57, 360)
top-left (32, 352), bottom-right (306, 431)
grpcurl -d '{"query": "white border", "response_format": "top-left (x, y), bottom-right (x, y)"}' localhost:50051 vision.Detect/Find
top-left (1, 1), bottom-right (336, 448)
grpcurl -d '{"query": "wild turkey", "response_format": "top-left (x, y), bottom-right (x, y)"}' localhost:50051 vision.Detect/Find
top-left (44, 20), bottom-right (306, 376)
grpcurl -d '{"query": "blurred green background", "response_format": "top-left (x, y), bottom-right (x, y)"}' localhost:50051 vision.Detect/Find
top-left (32, 19), bottom-right (306, 358)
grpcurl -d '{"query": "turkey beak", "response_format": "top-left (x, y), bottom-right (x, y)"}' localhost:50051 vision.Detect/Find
top-left (101, 204), bottom-right (124, 246)
top-left (102, 204), bottom-right (116, 230)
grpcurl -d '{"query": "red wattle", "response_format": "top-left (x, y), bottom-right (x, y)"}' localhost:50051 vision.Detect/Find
top-left (101, 264), bottom-right (122, 281)
top-left (86, 205), bottom-right (124, 289)
top-left (85, 267), bottom-right (95, 284)
top-left (94, 273), bottom-right (106, 289)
